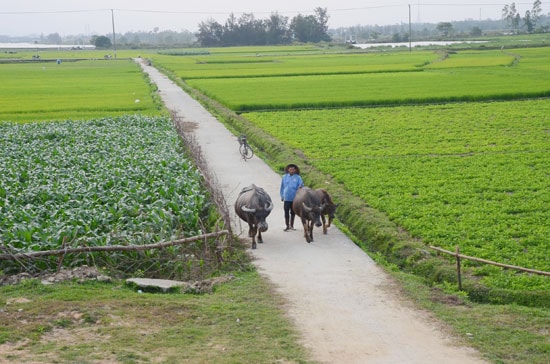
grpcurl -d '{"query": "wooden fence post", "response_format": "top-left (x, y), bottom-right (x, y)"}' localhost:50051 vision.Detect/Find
top-left (428, 245), bottom-right (549, 278)
top-left (455, 245), bottom-right (462, 291)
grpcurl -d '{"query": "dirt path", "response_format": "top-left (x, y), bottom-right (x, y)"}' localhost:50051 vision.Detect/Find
top-left (137, 59), bottom-right (487, 364)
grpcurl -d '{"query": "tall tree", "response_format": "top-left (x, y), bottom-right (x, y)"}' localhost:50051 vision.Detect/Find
top-left (313, 7), bottom-right (331, 41)
top-left (524, 10), bottom-right (534, 32)
top-left (290, 7), bottom-right (331, 43)
top-left (90, 35), bottom-right (112, 48)
top-left (502, 2), bottom-right (519, 32)
top-left (531, 0), bottom-right (543, 30)
top-left (196, 19), bottom-right (223, 47)
top-left (222, 13), bottom-right (239, 46)
top-left (265, 13), bottom-right (290, 45)
top-left (237, 13), bottom-right (266, 45)
top-left (290, 14), bottom-right (315, 42)
top-left (45, 32), bottom-right (62, 44)
top-left (436, 22), bottom-right (453, 37)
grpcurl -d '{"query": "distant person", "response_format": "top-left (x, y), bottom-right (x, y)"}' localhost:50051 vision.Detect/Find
top-left (280, 163), bottom-right (304, 231)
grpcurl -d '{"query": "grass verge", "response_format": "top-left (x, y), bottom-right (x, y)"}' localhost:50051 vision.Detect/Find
top-left (392, 270), bottom-right (550, 364)
top-left (0, 270), bottom-right (313, 364)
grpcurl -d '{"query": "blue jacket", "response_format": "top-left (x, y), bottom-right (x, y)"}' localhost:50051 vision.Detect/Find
top-left (280, 173), bottom-right (304, 201)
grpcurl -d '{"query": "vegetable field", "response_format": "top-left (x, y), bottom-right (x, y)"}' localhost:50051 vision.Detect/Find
top-left (0, 115), bottom-right (215, 276)
top-left (153, 45), bottom-right (550, 295)
top-left (244, 101), bottom-right (549, 291)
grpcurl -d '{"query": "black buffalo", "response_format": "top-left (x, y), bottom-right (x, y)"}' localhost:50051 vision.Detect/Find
top-left (234, 184), bottom-right (274, 249)
top-left (292, 187), bottom-right (326, 243)
top-left (314, 189), bottom-right (338, 234)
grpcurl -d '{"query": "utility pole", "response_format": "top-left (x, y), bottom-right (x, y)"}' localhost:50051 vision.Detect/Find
top-left (111, 9), bottom-right (117, 59)
top-left (409, 4), bottom-right (412, 52)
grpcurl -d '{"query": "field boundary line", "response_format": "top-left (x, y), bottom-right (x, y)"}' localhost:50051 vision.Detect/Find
top-left (0, 230), bottom-right (229, 260)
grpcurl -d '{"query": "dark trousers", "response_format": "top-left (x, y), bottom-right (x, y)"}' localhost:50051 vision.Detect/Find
top-left (283, 201), bottom-right (295, 220)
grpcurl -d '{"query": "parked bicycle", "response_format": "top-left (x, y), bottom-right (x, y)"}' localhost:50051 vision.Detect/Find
top-left (238, 134), bottom-right (254, 161)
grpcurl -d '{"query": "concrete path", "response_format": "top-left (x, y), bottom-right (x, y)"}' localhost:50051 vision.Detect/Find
top-left (136, 59), bottom-right (487, 364)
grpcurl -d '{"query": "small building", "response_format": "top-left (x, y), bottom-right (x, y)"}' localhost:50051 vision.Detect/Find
top-left (346, 35), bottom-right (357, 44)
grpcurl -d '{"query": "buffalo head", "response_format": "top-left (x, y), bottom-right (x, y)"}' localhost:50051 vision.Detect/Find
top-left (235, 184), bottom-right (273, 249)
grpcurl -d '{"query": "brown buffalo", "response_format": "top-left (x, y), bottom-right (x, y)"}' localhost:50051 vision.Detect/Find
top-left (292, 187), bottom-right (325, 243)
top-left (314, 189), bottom-right (338, 234)
top-left (234, 184), bottom-right (273, 249)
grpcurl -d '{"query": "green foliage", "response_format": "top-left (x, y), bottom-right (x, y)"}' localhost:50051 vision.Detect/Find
top-left (179, 47), bottom-right (550, 112)
top-left (464, 281), bottom-right (549, 308)
top-left (0, 49), bottom-right (157, 61)
top-left (164, 44), bottom-right (550, 306)
top-left (0, 59), bottom-right (162, 122)
top-left (0, 116), bottom-right (214, 276)
top-left (394, 270), bottom-right (550, 364)
top-left (90, 35), bottom-right (112, 48)
top-left (244, 100), bottom-right (549, 293)
top-left (0, 272), bottom-right (312, 363)
top-left (157, 49), bottom-right (211, 56)
top-left (154, 50), bottom-right (438, 79)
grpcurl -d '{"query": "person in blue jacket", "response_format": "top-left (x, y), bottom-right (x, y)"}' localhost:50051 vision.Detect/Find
top-left (280, 163), bottom-right (304, 231)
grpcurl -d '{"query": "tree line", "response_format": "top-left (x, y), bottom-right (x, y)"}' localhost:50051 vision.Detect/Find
top-left (337, 0), bottom-right (547, 44)
top-left (8, 2), bottom-right (547, 49)
top-left (502, 0), bottom-right (544, 33)
top-left (195, 7), bottom-right (331, 46)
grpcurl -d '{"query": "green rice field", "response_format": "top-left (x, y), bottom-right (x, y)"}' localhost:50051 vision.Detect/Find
top-left (153, 50), bottom-right (439, 79)
top-left (0, 59), bottom-right (161, 122)
top-left (183, 47), bottom-right (550, 111)
top-left (1, 44), bottom-right (548, 294)
top-left (0, 42), bottom-right (547, 363)
top-left (152, 45), bottom-right (550, 294)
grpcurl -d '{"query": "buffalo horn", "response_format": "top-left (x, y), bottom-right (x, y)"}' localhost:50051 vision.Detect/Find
top-left (265, 200), bottom-right (274, 212)
top-left (302, 202), bottom-right (312, 212)
top-left (241, 206), bottom-right (256, 213)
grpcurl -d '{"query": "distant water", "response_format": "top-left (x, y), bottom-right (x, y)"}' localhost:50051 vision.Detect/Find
top-left (354, 40), bottom-right (487, 49)
top-left (1, 40), bottom-right (486, 50)
top-left (0, 42), bottom-right (95, 49)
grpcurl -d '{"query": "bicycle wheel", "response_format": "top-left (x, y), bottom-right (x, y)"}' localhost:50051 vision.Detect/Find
top-left (239, 143), bottom-right (254, 160)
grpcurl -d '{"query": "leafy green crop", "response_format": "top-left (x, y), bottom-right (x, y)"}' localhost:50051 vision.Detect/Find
top-left (171, 46), bottom-right (550, 292)
top-left (244, 99), bottom-right (550, 291)
top-left (0, 116), bottom-right (208, 274)
top-left (164, 45), bottom-right (550, 293)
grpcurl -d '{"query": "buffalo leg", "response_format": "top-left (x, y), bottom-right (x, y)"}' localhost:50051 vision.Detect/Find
top-left (257, 231), bottom-right (264, 245)
top-left (303, 221), bottom-right (312, 243)
top-left (301, 219), bottom-right (311, 243)
top-left (249, 224), bottom-right (257, 249)
top-left (308, 222), bottom-right (314, 242)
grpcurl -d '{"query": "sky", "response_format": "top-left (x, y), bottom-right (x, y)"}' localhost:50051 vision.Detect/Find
top-left (0, 1), bottom-right (546, 37)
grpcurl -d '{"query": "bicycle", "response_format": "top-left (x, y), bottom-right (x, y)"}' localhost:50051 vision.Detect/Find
top-left (238, 134), bottom-right (254, 161)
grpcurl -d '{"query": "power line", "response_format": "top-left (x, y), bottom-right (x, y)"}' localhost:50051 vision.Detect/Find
top-left (1, 3), bottom-right (548, 16)
top-left (0, 9), bottom-right (110, 15)
top-left (417, 2), bottom-right (543, 6)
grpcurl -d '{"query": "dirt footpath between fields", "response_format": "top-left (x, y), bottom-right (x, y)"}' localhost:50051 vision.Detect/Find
top-left (137, 59), bottom-right (487, 364)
